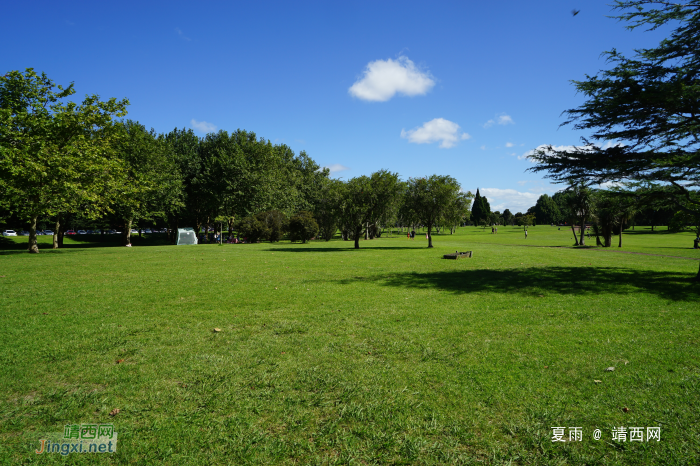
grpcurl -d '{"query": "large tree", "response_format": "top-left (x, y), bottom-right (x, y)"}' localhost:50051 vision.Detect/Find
top-left (528, 1), bottom-right (700, 278)
top-left (533, 194), bottom-right (561, 225)
top-left (111, 121), bottom-right (182, 246)
top-left (0, 69), bottom-right (128, 252)
top-left (404, 175), bottom-right (464, 248)
top-left (337, 170), bottom-right (401, 249)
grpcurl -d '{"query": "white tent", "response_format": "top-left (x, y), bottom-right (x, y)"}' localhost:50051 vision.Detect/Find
top-left (176, 228), bottom-right (198, 245)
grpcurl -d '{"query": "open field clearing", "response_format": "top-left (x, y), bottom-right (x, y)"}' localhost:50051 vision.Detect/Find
top-left (1, 227), bottom-right (699, 465)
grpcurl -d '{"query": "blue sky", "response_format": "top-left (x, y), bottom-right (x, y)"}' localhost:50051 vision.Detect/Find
top-left (2, 1), bottom-right (670, 213)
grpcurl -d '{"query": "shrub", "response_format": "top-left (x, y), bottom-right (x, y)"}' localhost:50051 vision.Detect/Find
top-left (234, 216), bottom-right (269, 243)
top-left (288, 211), bottom-right (319, 243)
top-left (256, 210), bottom-right (288, 242)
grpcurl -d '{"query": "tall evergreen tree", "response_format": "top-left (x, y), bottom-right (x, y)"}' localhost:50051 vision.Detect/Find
top-left (471, 188), bottom-right (484, 225)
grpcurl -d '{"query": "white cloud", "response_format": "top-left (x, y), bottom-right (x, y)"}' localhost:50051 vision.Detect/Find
top-left (348, 56), bottom-right (435, 102)
top-left (480, 145), bottom-right (487, 150)
top-left (190, 119), bottom-right (217, 133)
top-left (479, 188), bottom-right (543, 213)
top-left (484, 113), bottom-right (514, 128)
top-left (498, 115), bottom-right (514, 125)
top-left (175, 27), bottom-right (191, 41)
top-left (505, 142), bottom-right (514, 148)
top-left (401, 118), bottom-right (470, 149)
top-left (324, 164), bottom-right (350, 174)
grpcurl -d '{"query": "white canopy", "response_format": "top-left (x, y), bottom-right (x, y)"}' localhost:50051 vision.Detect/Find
top-left (176, 228), bottom-right (198, 245)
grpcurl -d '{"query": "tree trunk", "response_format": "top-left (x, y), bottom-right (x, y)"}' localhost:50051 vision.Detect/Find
top-left (27, 216), bottom-right (39, 253)
top-left (53, 217), bottom-right (60, 249)
top-left (571, 226), bottom-right (579, 246)
top-left (618, 228), bottom-right (622, 248)
top-left (58, 221), bottom-right (65, 248)
top-left (696, 261), bottom-right (700, 282)
top-left (354, 226), bottom-right (361, 249)
top-left (579, 219), bottom-right (586, 246)
top-left (427, 224), bottom-right (433, 248)
top-left (123, 219), bottom-right (132, 246)
top-left (365, 222), bottom-right (369, 240)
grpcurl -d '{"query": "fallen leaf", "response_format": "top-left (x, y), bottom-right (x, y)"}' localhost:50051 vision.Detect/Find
top-left (274, 287), bottom-right (278, 290)
top-left (544, 366), bottom-right (549, 369)
top-left (0, 275), bottom-right (5, 278)
top-left (281, 352), bottom-right (285, 354)
top-left (538, 295), bottom-right (544, 297)
top-left (622, 407), bottom-right (630, 412)
top-left (109, 408), bottom-right (120, 417)
top-left (116, 359), bottom-right (124, 364)
top-left (213, 328), bottom-right (221, 333)
top-left (606, 367), bottom-right (615, 372)
top-left (593, 379), bottom-right (602, 383)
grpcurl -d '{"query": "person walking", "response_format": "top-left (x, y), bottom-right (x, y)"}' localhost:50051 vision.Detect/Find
top-left (525, 229), bottom-right (528, 239)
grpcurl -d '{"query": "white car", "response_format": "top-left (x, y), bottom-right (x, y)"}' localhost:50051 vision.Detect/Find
top-left (2, 230), bottom-right (17, 236)
top-left (44, 230), bottom-right (54, 236)
top-left (77, 230), bottom-right (87, 235)
top-left (130, 229), bottom-right (138, 234)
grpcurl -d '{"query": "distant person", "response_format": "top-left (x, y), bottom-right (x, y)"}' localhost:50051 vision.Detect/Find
top-left (411, 230), bottom-right (415, 240)
top-left (407, 231), bottom-right (410, 240)
top-left (525, 229), bottom-right (528, 239)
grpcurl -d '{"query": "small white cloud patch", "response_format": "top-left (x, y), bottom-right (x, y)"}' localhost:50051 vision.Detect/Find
top-left (484, 113), bottom-right (514, 128)
top-left (191, 119), bottom-right (217, 133)
top-left (401, 118), bottom-right (469, 149)
top-left (349, 56), bottom-right (435, 102)
top-left (324, 164), bottom-right (350, 174)
top-left (505, 142), bottom-right (514, 148)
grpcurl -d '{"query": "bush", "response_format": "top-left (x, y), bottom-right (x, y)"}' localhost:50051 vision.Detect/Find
top-left (256, 210), bottom-right (288, 242)
top-left (288, 211), bottom-right (319, 243)
top-left (234, 216), bottom-right (269, 243)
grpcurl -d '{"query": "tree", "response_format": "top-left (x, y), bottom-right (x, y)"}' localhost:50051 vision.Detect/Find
top-left (0, 69), bottom-right (128, 252)
top-left (565, 181), bottom-right (593, 245)
top-left (111, 121), bottom-right (183, 246)
top-left (528, 1), bottom-right (700, 278)
top-left (314, 178), bottom-right (344, 241)
top-left (404, 175), bottom-right (463, 248)
top-left (533, 194), bottom-right (561, 225)
top-left (442, 190), bottom-right (473, 233)
top-left (502, 208), bottom-right (514, 226)
top-left (338, 170), bottom-right (401, 249)
top-left (471, 188), bottom-right (486, 225)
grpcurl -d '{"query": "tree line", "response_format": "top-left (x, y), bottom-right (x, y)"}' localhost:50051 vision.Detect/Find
top-left (0, 70), bottom-right (474, 252)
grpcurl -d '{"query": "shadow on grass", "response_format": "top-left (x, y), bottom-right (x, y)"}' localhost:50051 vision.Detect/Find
top-left (337, 266), bottom-right (700, 302)
top-left (266, 246), bottom-right (427, 253)
top-left (0, 234), bottom-right (172, 255)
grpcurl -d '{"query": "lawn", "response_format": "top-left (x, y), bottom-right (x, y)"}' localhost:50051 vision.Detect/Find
top-left (1, 226), bottom-right (699, 465)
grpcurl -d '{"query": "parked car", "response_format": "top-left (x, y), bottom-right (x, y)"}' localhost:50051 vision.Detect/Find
top-left (144, 228), bottom-right (152, 234)
top-left (86, 230), bottom-right (94, 234)
top-left (65, 230), bottom-right (77, 235)
top-left (2, 230), bottom-right (17, 236)
top-left (130, 229), bottom-right (139, 234)
top-left (20, 231), bottom-right (29, 236)
top-left (77, 230), bottom-right (87, 235)
top-left (108, 230), bottom-right (117, 235)
top-left (44, 230), bottom-right (54, 236)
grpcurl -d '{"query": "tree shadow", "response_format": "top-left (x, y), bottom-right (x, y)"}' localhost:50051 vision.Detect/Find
top-left (335, 266), bottom-right (699, 302)
top-left (266, 246), bottom-right (428, 253)
top-left (0, 234), bottom-right (171, 254)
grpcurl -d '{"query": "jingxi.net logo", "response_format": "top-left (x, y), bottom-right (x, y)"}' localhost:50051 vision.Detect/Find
top-left (36, 424), bottom-right (117, 456)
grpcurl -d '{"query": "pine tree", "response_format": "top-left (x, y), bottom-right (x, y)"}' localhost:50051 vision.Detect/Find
top-left (471, 188), bottom-right (484, 225)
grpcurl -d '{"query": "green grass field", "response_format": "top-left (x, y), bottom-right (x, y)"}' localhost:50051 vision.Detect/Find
top-left (1, 226), bottom-right (699, 465)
